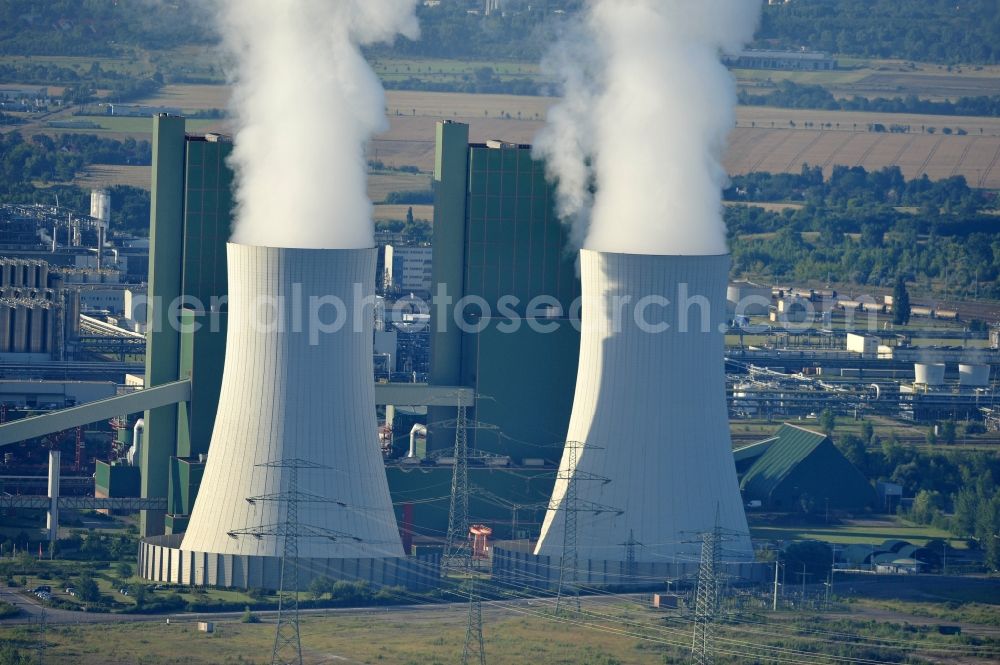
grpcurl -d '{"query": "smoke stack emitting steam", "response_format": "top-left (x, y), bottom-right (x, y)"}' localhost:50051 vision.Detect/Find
top-left (535, 0), bottom-right (761, 255)
top-left (217, 0), bottom-right (419, 249)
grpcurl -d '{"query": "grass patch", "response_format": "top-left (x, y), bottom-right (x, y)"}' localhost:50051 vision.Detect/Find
top-left (852, 597), bottom-right (1000, 625)
top-left (750, 518), bottom-right (955, 546)
top-left (65, 115), bottom-right (219, 134)
top-left (2, 595), bottom-right (998, 664)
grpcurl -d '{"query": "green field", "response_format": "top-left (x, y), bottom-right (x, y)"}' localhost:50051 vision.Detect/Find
top-left (750, 518), bottom-right (956, 546)
top-left (61, 116), bottom-right (219, 134)
top-left (0, 52), bottom-right (152, 77)
top-left (371, 56), bottom-right (542, 82)
top-left (3, 592), bottom-right (997, 665)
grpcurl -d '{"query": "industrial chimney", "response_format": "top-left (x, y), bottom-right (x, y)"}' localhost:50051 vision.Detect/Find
top-left (180, 244), bottom-right (404, 564)
top-left (534, 250), bottom-right (752, 565)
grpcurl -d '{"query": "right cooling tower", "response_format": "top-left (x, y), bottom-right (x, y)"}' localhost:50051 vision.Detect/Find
top-left (534, 250), bottom-right (752, 563)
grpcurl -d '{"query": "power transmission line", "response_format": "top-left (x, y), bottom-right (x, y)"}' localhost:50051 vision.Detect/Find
top-left (440, 391), bottom-right (488, 663)
top-left (691, 511), bottom-right (723, 665)
top-left (550, 440), bottom-right (619, 615)
top-left (226, 458), bottom-right (361, 665)
top-left (445, 392), bottom-right (471, 565)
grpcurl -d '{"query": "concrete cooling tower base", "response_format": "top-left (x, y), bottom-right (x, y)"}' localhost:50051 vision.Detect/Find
top-left (493, 547), bottom-right (767, 590)
top-left (140, 534), bottom-right (440, 591)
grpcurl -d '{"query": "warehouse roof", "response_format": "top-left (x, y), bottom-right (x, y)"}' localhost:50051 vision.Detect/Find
top-left (739, 423), bottom-right (877, 512)
top-left (740, 424), bottom-right (827, 498)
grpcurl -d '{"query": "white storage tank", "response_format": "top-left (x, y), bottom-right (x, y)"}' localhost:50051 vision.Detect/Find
top-left (727, 280), bottom-right (772, 316)
top-left (914, 362), bottom-right (946, 386)
top-left (959, 364), bottom-right (990, 387)
top-left (90, 189), bottom-right (111, 227)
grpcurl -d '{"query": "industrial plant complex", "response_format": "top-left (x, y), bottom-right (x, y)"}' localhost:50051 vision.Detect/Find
top-left (0, 116), bottom-right (998, 598)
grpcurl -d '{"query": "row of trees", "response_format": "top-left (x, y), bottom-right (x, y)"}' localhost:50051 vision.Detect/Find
top-left (2, 0), bottom-right (997, 67)
top-left (826, 421), bottom-right (1000, 569)
top-left (725, 165), bottom-right (985, 209)
top-left (725, 165), bottom-right (999, 297)
top-left (0, 133), bottom-right (150, 186)
top-left (740, 81), bottom-right (1000, 118)
top-left (0, 133), bottom-right (152, 236)
top-left (755, 0), bottom-right (1000, 64)
top-left (0, 0), bottom-right (213, 56)
top-left (0, 61), bottom-right (164, 105)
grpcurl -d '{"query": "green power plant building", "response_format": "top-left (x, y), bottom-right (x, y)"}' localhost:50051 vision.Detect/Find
top-left (429, 121), bottom-right (580, 463)
top-left (141, 115), bottom-right (232, 537)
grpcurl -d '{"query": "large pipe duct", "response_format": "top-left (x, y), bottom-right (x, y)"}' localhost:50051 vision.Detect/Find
top-left (181, 243), bottom-right (404, 560)
top-left (535, 250), bottom-right (752, 563)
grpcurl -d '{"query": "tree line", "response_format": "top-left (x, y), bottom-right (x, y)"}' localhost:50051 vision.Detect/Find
top-left (725, 165), bottom-right (1000, 298)
top-left (831, 419), bottom-right (1000, 570)
top-left (740, 81), bottom-right (1000, 119)
top-left (0, 0), bottom-right (213, 57)
top-left (0, 133), bottom-right (151, 236)
top-left (755, 0), bottom-right (1000, 64)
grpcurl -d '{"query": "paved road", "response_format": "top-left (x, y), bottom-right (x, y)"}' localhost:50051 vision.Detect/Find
top-left (0, 583), bottom-right (560, 627)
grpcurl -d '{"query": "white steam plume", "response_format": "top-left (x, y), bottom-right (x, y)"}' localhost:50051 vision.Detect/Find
top-left (217, 1), bottom-right (419, 249)
top-left (534, 0), bottom-right (761, 256)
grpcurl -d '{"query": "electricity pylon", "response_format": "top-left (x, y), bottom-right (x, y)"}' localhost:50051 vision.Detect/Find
top-left (438, 391), bottom-right (491, 663)
top-left (226, 459), bottom-right (361, 665)
top-left (622, 529), bottom-right (639, 582)
top-left (462, 569), bottom-right (487, 665)
top-left (551, 440), bottom-right (619, 615)
top-left (691, 513), bottom-right (723, 665)
top-left (445, 391), bottom-right (471, 565)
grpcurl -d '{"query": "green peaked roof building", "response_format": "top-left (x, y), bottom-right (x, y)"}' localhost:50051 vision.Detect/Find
top-left (740, 424), bottom-right (876, 513)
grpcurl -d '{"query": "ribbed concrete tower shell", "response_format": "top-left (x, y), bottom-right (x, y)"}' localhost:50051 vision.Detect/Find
top-left (534, 250), bottom-right (752, 563)
top-left (180, 243), bottom-right (404, 560)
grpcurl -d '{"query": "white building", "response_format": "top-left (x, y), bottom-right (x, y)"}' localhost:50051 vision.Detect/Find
top-left (846, 333), bottom-right (879, 356)
top-left (384, 245), bottom-right (432, 296)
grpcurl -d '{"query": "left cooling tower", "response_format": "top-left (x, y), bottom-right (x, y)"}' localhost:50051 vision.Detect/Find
top-left (180, 243), bottom-right (404, 561)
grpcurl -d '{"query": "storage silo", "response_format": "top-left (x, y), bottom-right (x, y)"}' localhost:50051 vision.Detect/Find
top-left (534, 251), bottom-right (753, 566)
top-left (959, 364), bottom-right (990, 387)
top-left (28, 304), bottom-right (45, 353)
top-left (90, 189), bottom-right (111, 227)
top-left (727, 280), bottom-right (772, 316)
top-left (11, 304), bottom-right (28, 353)
top-left (0, 303), bottom-right (12, 352)
top-left (63, 290), bottom-right (80, 341)
top-left (914, 363), bottom-right (946, 386)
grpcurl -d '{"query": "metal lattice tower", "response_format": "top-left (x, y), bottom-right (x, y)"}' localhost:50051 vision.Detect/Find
top-left (271, 460), bottom-right (302, 665)
top-left (691, 514), bottom-right (723, 665)
top-left (624, 529), bottom-right (638, 582)
top-left (438, 391), bottom-right (489, 663)
top-left (34, 609), bottom-right (47, 665)
top-left (556, 440), bottom-right (580, 614)
top-left (445, 392), bottom-right (470, 564)
top-left (553, 441), bottom-right (618, 615)
top-left (226, 459), bottom-right (362, 665)
top-left (462, 571), bottom-right (487, 665)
